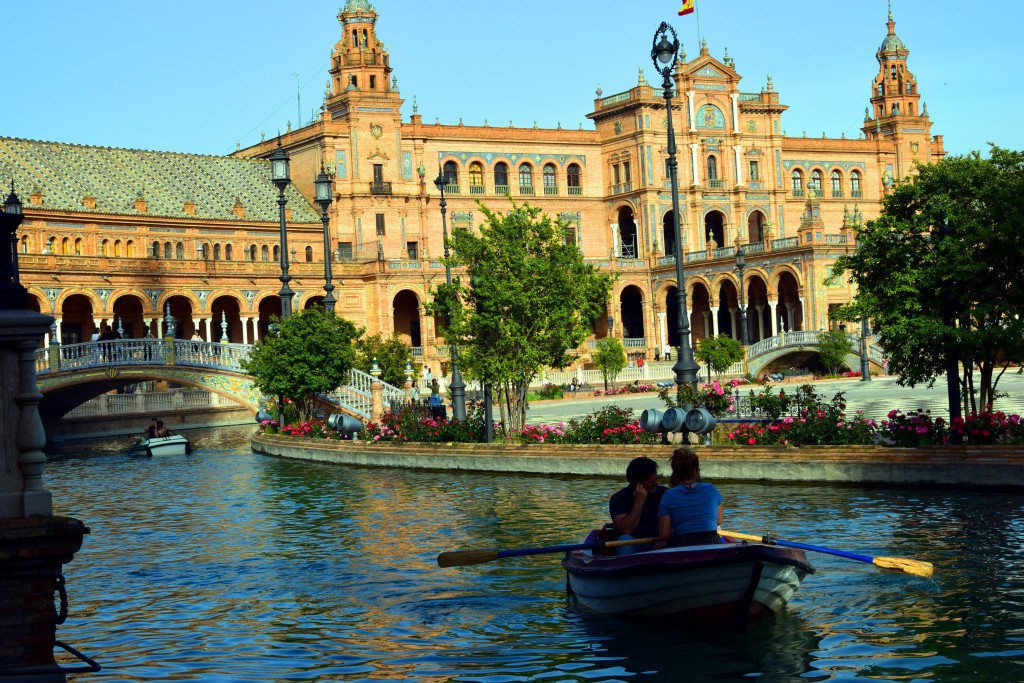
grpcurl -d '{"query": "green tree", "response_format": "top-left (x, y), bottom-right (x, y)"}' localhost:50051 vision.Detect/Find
top-left (694, 335), bottom-right (744, 378)
top-left (831, 147), bottom-right (1024, 412)
top-left (816, 328), bottom-right (855, 376)
top-left (592, 337), bottom-right (627, 390)
top-left (354, 333), bottom-right (419, 387)
top-left (242, 308), bottom-right (361, 421)
top-left (427, 201), bottom-right (614, 436)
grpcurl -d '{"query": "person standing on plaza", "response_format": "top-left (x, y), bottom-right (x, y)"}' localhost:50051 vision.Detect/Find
top-left (659, 447), bottom-right (723, 547)
top-left (608, 457), bottom-right (667, 555)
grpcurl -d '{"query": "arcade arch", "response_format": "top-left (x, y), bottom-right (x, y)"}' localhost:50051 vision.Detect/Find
top-left (616, 206), bottom-right (638, 259)
top-left (393, 290), bottom-right (422, 348)
top-left (704, 210), bottom-right (725, 247)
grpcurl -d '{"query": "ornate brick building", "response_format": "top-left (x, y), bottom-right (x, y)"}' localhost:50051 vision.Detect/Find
top-left (5, 1), bottom-right (941, 374)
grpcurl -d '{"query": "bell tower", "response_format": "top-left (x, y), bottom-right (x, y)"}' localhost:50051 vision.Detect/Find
top-left (861, 3), bottom-right (943, 178)
top-left (325, 0), bottom-right (398, 121)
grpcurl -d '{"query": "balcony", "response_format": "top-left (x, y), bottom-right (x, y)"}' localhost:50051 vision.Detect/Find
top-left (611, 182), bottom-right (632, 195)
top-left (369, 182), bottom-right (392, 195)
top-left (568, 186), bottom-right (582, 195)
top-left (444, 183), bottom-right (460, 194)
top-left (494, 184), bottom-right (509, 194)
top-left (469, 185), bottom-right (485, 195)
top-left (832, 189), bottom-right (844, 198)
top-left (851, 190), bottom-right (863, 198)
top-left (792, 188), bottom-right (805, 197)
top-left (543, 186), bottom-right (558, 195)
top-left (706, 179), bottom-right (726, 189)
top-left (519, 186), bottom-right (535, 196)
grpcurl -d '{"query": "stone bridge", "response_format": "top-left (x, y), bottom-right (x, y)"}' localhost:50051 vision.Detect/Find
top-left (745, 330), bottom-right (886, 378)
top-left (34, 339), bottom-right (407, 436)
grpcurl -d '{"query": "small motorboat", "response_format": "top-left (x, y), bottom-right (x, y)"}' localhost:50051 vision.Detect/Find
top-left (128, 434), bottom-right (192, 457)
top-left (562, 530), bottom-right (814, 628)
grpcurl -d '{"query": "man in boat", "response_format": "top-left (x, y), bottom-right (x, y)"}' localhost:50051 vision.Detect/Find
top-left (608, 457), bottom-right (667, 555)
top-left (141, 417), bottom-right (159, 440)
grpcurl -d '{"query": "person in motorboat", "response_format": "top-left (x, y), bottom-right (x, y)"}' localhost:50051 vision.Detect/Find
top-left (608, 457), bottom-right (667, 555)
top-left (658, 447), bottom-right (724, 546)
top-left (142, 417), bottom-right (159, 440)
top-left (155, 419), bottom-right (170, 438)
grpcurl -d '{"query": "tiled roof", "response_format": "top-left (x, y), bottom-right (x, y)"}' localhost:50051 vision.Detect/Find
top-left (0, 136), bottom-right (320, 224)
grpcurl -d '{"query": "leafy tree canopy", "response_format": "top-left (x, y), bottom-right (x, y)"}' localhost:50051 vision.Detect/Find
top-left (354, 333), bottom-right (420, 387)
top-left (426, 200), bottom-right (615, 435)
top-left (592, 337), bottom-right (627, 390)
top-left (242, 308), bottom-right (361, 420)
top-left (694, 335), bottom-right (744, 378)
top-left (816, 328), bottom-right (855, 376)
top-left (830, 146), bottom-right (1024, 410)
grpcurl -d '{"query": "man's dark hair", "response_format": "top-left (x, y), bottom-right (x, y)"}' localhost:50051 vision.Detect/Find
top-left (625, 457), bottom-right (657, 485)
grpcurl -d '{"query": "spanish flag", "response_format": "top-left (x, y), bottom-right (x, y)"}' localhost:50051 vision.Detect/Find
top-left (678, 0), bottom-right (695, 16)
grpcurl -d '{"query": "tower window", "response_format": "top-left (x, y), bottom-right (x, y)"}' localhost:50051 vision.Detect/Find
top-left (831, 170), bottom-right (842, 197)
top-left (850, 171), bottom-right (862, 197)
top-left (370, 75), bottom-right (376, 89)
top-left (443, 160), bottom-right (459, 187)
top-left (376, 213), bottom-right (386, 236)
top-left (706, 156), bottom-right (718, 180)
top-left (791, 170), bottom-right (804, 194)
top-left (748, 160), bottom-right (759, 181)
top-left (494, 162), bottom-right (509, 190)
top-left (810, 170), bottom-right (823, 194)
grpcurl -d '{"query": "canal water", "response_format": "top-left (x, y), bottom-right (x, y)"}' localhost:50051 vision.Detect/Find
top-left (47, 427), bottom-right (1024, 682)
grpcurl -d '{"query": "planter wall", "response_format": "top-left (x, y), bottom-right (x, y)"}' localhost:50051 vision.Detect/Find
top-left (251, 435), bottom-right (1024, 488)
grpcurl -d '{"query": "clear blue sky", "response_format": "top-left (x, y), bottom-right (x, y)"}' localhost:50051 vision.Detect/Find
top-left (3, 1), bottom-right (1019, 158)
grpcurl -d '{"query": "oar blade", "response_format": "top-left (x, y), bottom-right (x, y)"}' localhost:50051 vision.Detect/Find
top-left (437, 549), bottom-right (500, 568)
top-left (873, 555), bottom-right (934, 578)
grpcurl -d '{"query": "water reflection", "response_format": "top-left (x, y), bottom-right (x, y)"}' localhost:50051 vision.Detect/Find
top-left (44, 435), bottom-right (1024, 682)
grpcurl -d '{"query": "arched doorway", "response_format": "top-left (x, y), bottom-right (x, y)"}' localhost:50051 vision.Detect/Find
top-left (618, 285), bottom-right (645, 354)
top-left (111, 294), bottom-right (146, 338)
top-left (704, 211), bottom-right (725, 247)
top-left (746, 275), bottom-right (770, 343)
top-left (257, 297), bottom-right (283, 340)
top-left (716, 280), bottom-right (738, 339)
top-left (211, 296), bottom-right (242, 343)
top-left (747, 210), bottom-right (767, 243)
top-left (689, 283), bottom-right (711, 342)
top-left (59, 294), bottom-right (97, 344)
top-left (776, 272), bottom-right (803, 332)
top-left (617, 207), bottom-right (638, 259)
top-left (393, 290), bottom-right (422, 348)
top-left (164, 295), bottom-right (196, 339)
top-left (662, 211), bottom-right (677, 256)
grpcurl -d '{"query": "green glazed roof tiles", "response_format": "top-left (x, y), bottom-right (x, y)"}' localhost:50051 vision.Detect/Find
top-left (0, 136), bottom-right (320, 224)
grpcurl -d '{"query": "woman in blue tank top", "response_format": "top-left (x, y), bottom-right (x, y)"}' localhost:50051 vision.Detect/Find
top-left (658, 447), bottom-right (724, 546)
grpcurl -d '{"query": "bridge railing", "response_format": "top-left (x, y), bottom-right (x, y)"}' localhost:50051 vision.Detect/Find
top-left (35, 339), bottom-right (251, 375)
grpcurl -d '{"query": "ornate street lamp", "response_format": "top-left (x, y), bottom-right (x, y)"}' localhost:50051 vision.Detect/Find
top-left (269, 138), bottom-right (295, 318)
top-left (433, 169), bottom-right (466, 421)
top-left (314, 165), bottom-right (336, 313)
top-left (652, 22), bottom-right (700, 393)
top-left (0, 181), bottom-right (27, 310)
top-left (735, 245), bottom-right (749, 346)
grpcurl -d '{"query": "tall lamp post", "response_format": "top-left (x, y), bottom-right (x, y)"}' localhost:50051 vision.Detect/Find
top-left (652, 23), bottom-right (700, 393)
top-left (859, 317), bottom-right (872, 381)
top-left (734, 246), bottom-right (748, 346)
top-left (1, 181), bottom-right (28, 310)
top-left (269, 139), bottom-right (294, 318)
top-left (314, 165), bottom-right (336, 313)
top-left (433, 170), bottom-right (467, 421)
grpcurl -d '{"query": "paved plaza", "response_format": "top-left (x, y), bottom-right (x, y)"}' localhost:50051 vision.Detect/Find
top-left (524, 371), bottom-right (1024, 426)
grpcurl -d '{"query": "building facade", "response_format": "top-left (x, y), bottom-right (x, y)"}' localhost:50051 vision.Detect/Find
top-left (5, 1), bottom-right (942, 375)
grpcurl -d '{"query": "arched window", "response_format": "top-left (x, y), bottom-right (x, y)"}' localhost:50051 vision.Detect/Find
top-left (810, 170), bottom-right (823, 194)
top-left (542, 164), bottom-right (557, 194)
top-left (890, 66), bottom-right (897, 80)
top-left (906, 82), bottom-right (914, 94)
top-left (707, 156), bottom-right (718, 180)
top-left (877, 83), bottom-right (883, 97)
top-left (249, 244), bottom-right (257, 261)
top-left (261, 245), bottom-right (269, 261)
top-left (567, 163), bottom-right (581, 194)
top-left (791, 170), bottom-right (804, 195)
top-left (850, 170), bottom-right (862, 197)
top-left (74, 238), bottom-right (83, 255)
top-left (128, 240), bottom-right (136, 257)
top-left (176, 242), bottom-right (184, 259)
top-left (468, 161), bottom-right (484, 193)
top-left (21, 235), bottom-right (28, 253)
top-left (443, 160), bottom-right (459, 188)
top-left (494, 162), bottom-right (509, 190)
top-left (164, 242), bottom-right (172, 259)
top-left (519, 163), bottom-right (534, 194)
top-left (831, 170), bottom-right (843, 197)
top-left (114, 240), bottom-right (122, 257)
top-left (214, 244), bottom-right (222, 260)
top-left (152, 241), bottom-right (160, 258)
top-left (305, 246), bottom-right (314, 262)
top-left (273, 245), bottom-right (280, 261)
top-left (61, 237), bottom-right (70, 255)
top-left (225, 244), bottom-right (233, 261)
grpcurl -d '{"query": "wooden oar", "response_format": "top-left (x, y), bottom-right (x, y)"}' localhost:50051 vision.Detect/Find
top-left (438, 537), bottom-right (659, 568)
top-left (721, 529), bottom-right (933, 578)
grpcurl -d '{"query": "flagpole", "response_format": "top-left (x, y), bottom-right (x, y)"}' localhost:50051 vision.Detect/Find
top-left (695, 1), bottom-right (702, 50)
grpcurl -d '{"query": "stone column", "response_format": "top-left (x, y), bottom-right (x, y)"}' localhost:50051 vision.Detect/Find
top-left (689, 143), bottom-right (699, 185)
top-left (242, 318), bottom-right (251, 345)
top-left (754, 305), bottom-right (765, 341)
top-left (686, 90), bottom-right (696, 132)
top-left (730, 93), bottom-right (740, 129)
top-left (798, 296), bottom-right (806, 331)
top-left (203, 317), bottom-right (212, 340)
top-left (733, 143), bottom-right (743, 186)
top-left (702, 311), bottom-right (711, 339)
top-left (709, 306), bottom-right (719, 337)
top-left (370, 377), bottom-right (384, 422)
top-left (729, 308), bottom-right (738, 340)
top-left (769, 299), bottom-right (778, 336)
top-left (657, 311), bottom-right (667, 353)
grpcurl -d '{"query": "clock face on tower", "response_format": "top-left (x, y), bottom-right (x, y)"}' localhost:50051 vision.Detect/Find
top-left (371, 123), bottom-right (383, 139)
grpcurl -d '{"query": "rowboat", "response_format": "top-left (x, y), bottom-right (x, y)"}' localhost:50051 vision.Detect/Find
top-left (562, 530), bottom-right (814, 627)
top-left (128, 434), bottom-right (192, 457)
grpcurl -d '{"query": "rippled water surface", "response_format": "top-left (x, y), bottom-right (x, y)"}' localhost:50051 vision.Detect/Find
top-left (48, 428), bottom-right (1024, 681)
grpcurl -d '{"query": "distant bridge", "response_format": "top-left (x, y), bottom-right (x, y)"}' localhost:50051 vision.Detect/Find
top-left (745, 330), bottom-right (886, 378)
top-left (34, 339), bottom-right (406, 433)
